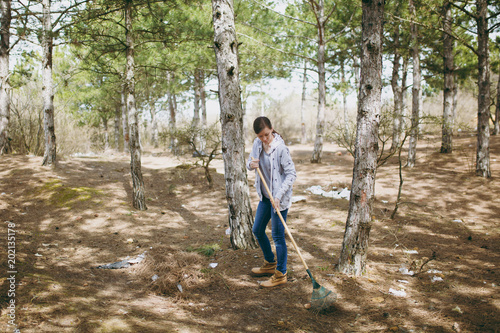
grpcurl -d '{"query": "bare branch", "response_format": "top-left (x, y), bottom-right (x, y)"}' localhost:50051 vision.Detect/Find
top-left (248, 0), bottom-right (316, 26)
top-left (239, 21), bottom-right (316, 42)
top-left (237, 32), bottom-right (317, 64)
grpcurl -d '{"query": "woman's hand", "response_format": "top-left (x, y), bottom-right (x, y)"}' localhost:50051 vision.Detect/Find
top-left (250, 159), bottom-right (260, 169)
top-left (273, 198), bottom-right (280, 211)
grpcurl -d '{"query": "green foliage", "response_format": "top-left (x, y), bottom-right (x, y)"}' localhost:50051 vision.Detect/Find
top-left (36, 179), bottom-right (103, 208)
top-left (187, 243), bottom-right (221, 257)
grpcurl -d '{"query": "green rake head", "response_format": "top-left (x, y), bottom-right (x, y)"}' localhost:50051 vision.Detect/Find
top-left (307, 269), bottom-right (337, 312)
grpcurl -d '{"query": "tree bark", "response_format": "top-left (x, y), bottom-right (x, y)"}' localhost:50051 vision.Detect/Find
top-left (114, 103), bottom-right (120, 151)
top-left (406, 0), bottom-right (420, 168)
top-left (475, 0), bottom-right (490, 177)
top-left (150, 100), bottom-right (158, 148)
top-left (121, 84), bottom-right (129, 153)
top-left (167, 72), bottom-right (177, 153)
top-left (390, 4), bottom-right (403, 152)
top-left (441, 1), bottom-right (454, 153)
top-left (0, 0), bottom-right (11, 154)
top-left (200, 69), bottom-right (207, 128)
top-left (212, 0), bottom-right (257, 250)
top-left (125, 0), bottom-right (146, 210)
top-left (338, 0), bottom-right (384, 277)
top-left (301, 60), bottom-right (307, 144)
top-left (103, 116), bottom-right (109, 151)
top-left (42, 0), bottom-right (56, 166)
top-left (311, 0), bottom-right (326, 163)
top-left (341, 62), bottom-right (350, 143)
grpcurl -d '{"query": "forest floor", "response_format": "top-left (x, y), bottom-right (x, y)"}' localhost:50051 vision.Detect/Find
top-left (0, 132), bottom-right (499, 333)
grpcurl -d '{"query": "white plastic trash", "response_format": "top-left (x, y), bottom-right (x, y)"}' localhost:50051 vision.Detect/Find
top-left (389, 288), bottom-right (407, 297)
top-left (431, 276), bottom-right (443, 283)
top-left (209, 263), bottom-right (218, 268)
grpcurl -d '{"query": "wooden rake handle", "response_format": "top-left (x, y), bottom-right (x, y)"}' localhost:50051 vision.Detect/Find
top-left (252, 158), bottom-right (310, 271)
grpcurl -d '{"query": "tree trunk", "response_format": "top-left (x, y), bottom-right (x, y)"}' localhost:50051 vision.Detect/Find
top-left (475, 0), bottom-right (490, 177)
top-left (406, 0), bottom-right (420, 168)
top-left (341, 62), bottom-right (350, 143)
top-left (311, 0), bottom-right (326, 163)
top-left (42, 0), bottom-right (56, 166)
top-left (125, 0), bottom-right (146, 210)
top-left (301, 60), bottom-right (307, 144)
top-left (0, 0), bottom-right (11, 154)
top-left (390, 6), bottom-right (403, 152)
top-left (121, 84), bottom-right (129, 153)
top-left (441, 1), bottom-right (454, 153)
top-left (114, 104), bottom-right (120, 151)
top-left (150, 100), bottom-right (158, 148)
top-left (103, 116), bottom-right (109, 151)
top-left (167, 72), bottom-right (177, 153)
top-left (199, 68), bottom-right (207, 152)
top-left (200, 69), bottom-right (207, 127)
top-left (494, 76), bottom-right (500, 135)
top-left (338, 0), bottom-right (384, 277)
top-left (452, 73), bottom-right (458, 123)
top-left (193, 70), bottom-right (200, 127)
top-left (212, 0), bottom-right (257, 250)
top-left (402, 54), bottom-right (409, 132)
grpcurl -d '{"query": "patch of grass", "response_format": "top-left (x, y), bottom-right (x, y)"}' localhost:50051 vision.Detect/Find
top-left (187, 243), bottom-right (221, 257)
top-left (37, 179), bottom-right (103, 208)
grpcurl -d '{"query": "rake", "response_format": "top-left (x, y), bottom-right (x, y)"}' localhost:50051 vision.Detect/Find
top-left (254, 162), bottom-right (337, 311)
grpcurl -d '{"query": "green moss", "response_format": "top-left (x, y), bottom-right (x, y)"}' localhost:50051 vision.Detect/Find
top-left (187, 243), bottom-right (221, 257)
top-left (38, 179), bottom-right (103, 208)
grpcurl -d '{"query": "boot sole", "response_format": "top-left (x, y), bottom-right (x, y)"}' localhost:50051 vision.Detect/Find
top-left (260, 280), bottom-right (287, 288)
top-left (250, 272), bottom-right (275, 277)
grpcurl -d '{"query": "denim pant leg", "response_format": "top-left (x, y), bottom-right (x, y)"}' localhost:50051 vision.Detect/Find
top-left (272, 208), bottom-right (288, 274)
top-left (252, 197), bottom-right (275, 263)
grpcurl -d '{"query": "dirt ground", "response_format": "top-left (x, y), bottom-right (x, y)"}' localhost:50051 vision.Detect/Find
top-left (0, 133), bottom-right (499, 333)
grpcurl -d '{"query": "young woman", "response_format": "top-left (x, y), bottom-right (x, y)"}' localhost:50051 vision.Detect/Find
top-left (247, 116), bottom-right (296, 287)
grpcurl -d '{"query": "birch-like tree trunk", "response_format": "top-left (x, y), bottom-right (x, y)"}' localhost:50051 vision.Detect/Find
top-left (390, 3), bottom-right (403, 151)
top-left (0, 0), bottom-right (11, 154)
top-left (341, 62), bottom-right (350, 143)
top-left (441, 1), bottom-right (454, 153)
top-left (338, 0), bottom-right (383, 277)
top-left (42, 0), bottom-right (56, 166)
top-left (200, 69), bottom-right (207, 127)
top-left (193, 70), bottom-right (200, 127)
top-left (311, 0), bottom-right (326, 163)
top-left (475, 0), bottom-right (490, 177)
top-left (300, 61), bottom-right (307, 144)
top-left (114, 104), bottom-right (120, 151)
top-left (406, 0), bottom-right (420, 168)
top-left (103, 116), bottom-right (109, 151)
top-left (167, 72), bottom-right (177, 153)
top-left (212, 0), bottom-right (257, 250)
top-left (121, 84), bottom-right (129, 153)
top-left (125, 0), bottom-right (146, 210)
top-left (150, 100), bottom-right (158, 148)
top-left (0, 0), bottom-right (12, 155)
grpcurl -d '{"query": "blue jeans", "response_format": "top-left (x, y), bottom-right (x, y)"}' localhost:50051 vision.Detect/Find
top-left (252, 196), bottom-right (288, 274)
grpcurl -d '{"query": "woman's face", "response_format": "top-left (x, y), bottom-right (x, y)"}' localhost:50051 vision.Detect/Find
top-left (257, 127), bottom-right (274, 145)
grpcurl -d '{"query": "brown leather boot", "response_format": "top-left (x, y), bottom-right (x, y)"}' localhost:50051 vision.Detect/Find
top-left (260, 270), bottom-right (287, 287)
top-left (251, 260), bottom-right (277, 277)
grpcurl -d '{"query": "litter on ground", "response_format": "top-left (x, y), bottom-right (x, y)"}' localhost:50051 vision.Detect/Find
top-left (389, 288), bottom-right (407, 297)
top-left (96, 251), bottom-right (147, 269)
top-left (306, 185), bottom-right (350, 200)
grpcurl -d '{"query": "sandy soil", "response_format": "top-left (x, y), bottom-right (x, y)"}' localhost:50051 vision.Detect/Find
top-left (0, 133), bottom-right (499, 333)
